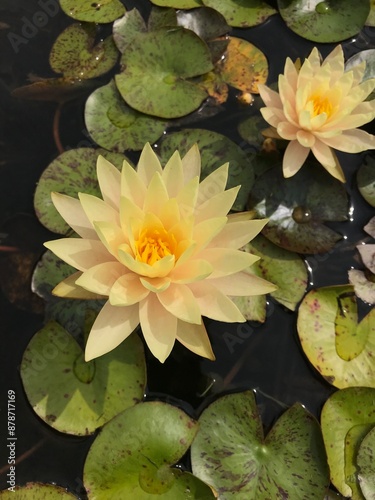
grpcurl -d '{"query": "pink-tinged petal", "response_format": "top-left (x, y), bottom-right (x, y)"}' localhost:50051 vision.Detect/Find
top-left (85, 301), bottom-right (139, 361)
top-left (277, 121), bottom-right (299, 140)
top-left (96, 155), bottom-right (121, 209)
top-left (193, 217), bottom-right (228, 252)
top-left (176, 320), bottom-right (215, 360)
top-left (161, 150), bottom-right (184, 197)
top-left (258, 84), bottom-right (282, 108)
top-left (110, 273), bottom-right (149, 306)
top-left (176, 176), bottom-right (199, 218)
top-left (208, 272), bottom-right (277, 296)
top-left (279, 74), bottom-right (296, 109)
top-left (171, 258), bottom-right (213, 284)
top-left (197, 163), bottom-right (229, 206)
top-left (158, 283), bottom-right (202, 324)
top-left (140, 276), bottom-right (171, 293)
top-left (52, 272), bottom-right (104, 299)
top-left (75, 261), bottom-right (125, 295)
top-left (181, 144), bottom-right (201, 182)
top-left (195, 186), bottom-right (240, 223)
top-left (44, 238), bottom-right (114, 272)
top-left (284, 57), bottom-right (298, 89)
top-left (78, 193), bottom-right (119, 226)
top-left (321, 128), bottom-right (375, 153)
top-left (139, 294), bottom-right (177, 362)
top-left (137, 143), bottom-right (163, 187)
top-left (296, 130), bottom-right (316, 148)
top-left (121, 160), bottom-right (146, 207)
top-left (93, 220), bottom-right (126, 257)
top-left (311, 141), bottom-right (345, 182)
top-left (298, 53), bottom-right (316, 88)
top-left (307, 46), bottom-right (322, 71)
top-left (197, 248), bottom-right (259, 278)
top-left (260, 107), bottom-right (284, 128)
top-left (209, 218), bottom-right (268, 249)
top-left (283, 99), bottom-right (299, 127)
top-left (189, 281), bottom-right (245, 323)
top-left (51, 192), bottom-right (97, 239)
top-left (118, 248), bottom-right (175, 278)
top-left (143, 172), bottom-right (169, 214)
top-left (282, 140), bottom-right (310, 178)
top-left (295, 81), bottom-right (311, 116)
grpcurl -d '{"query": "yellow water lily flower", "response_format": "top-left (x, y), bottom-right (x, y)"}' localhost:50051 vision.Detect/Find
top-left (258, 45), bottom-right (375, 182)
top-left (45, 144), bottom-right (275, 363)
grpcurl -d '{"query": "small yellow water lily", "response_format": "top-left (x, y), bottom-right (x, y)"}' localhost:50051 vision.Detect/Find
top-left (45, 144), bottom-right (275, 363)
top-left (258, 45), bottom-right (375, 182)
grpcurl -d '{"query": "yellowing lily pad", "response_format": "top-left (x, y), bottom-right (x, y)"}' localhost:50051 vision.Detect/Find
top-left (83, 402), bottom-right (215, 498)
top-left (248, 163), bottom-right (348, 253)
top-left (366, 0), bottom-right (375, 26)
top-left (203, 0), bottom-right (276, 27)
top-left (297, 284), bottom-right (375, 388)
top-left (60, 0), bottom-right (125, 23)
top-left (191, 390), bottom-right (329, 499)
top-left (21, 320), bottom-right (146, 435)
top-left (34, 148), bottom-right (129, 235)
top-left (49, 23), bottom-right (118, 79)
top-left (0, 483), bottom-right (77, 498)
top-left (278, 0), bottom-right (370, 43)
top-left (358, 155), bottom-right (375, 207)
top-left (85, 80), bottom-right (167, 152)
top-left (115, 28), bottom-right (213, 119)
top-left (357, 426), bottom-right (375, 499)
top-left (321, 387), bottom-right (375, 498)
top-left (159, 128), bottom-right (255, 211)
top-left (149, 0), bottom-right (203, 8)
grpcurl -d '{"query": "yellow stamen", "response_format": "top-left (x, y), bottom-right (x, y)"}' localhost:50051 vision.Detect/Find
top-left (308, 94), bottom-right (333, 117)
top-left (135, 224), bottom-right (176, 265)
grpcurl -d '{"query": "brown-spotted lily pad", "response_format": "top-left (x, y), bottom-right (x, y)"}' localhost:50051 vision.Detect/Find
top-left (202, 0), bottom-right (276, 27)
top-left (60, 0), bottom-right (125, 23)
top-left (357, 426), bottom-right (375, 499)
top-left (278, 0), bottom-right (370, 42)
top-left (248, 163), bottom-right (348, 254)
top-left (321, 387), bottom-right (375, 498)
top-left (297, 284), bottom-right (375, 388)
top-left (113, 9), bottom-right (147, 53)
top-left (85, 80), bottom-right (167, 152)
top-left (49, 23), bottom-right (118, 79)
top-left (115, 28), bottom-right (213, 119)
top-left (0, 483), bottom-right (77, 498)
top-left (358, 155), bottom-right (375, 208)
top-left (159, 128), bottom-right (255, 211)
top-left (191, 390), bottom-right (329, 499)
top-left (149, 0), bottom-right (203, 8)
top-left (21, 320), bottom-right (146, 435)
top-left (34, 148), bottom-right (129, 235)
top-left (83, 402), bottom-right (215, 498)
top-left (176, 7), bottom-right (229, 41)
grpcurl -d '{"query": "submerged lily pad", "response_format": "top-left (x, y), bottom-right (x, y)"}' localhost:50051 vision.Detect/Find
top-left (49, 23), bottom-right (118, 79)
top-left (321, 387), bottom-right (375, 498)
top-left (148, 6), bottom-right (177, 31)
top-left (203, 0), bottom-right (276, 27)
top-left (176, 7), bottom-right (229, 41)
top-left (84, 402), bottom-right (215, 498)
top-left (21, 321), bottom-right (146, 435)
top-left (149, 0), bottom-right (203, 8)
top-left (11, 77), bottom-right (96, 103)
top-left (248, 163), bottom-right (348, 253)
top-left (278, 0), bottom-right (370, 43)
top-left (358, 155), bottom-right (375, 207)
top-left (115, 28), bottom-right (213, 119)
top-left (159, 128), bottom-right (255, 211)
top-left (0, 483), bottom-right (77, 498)
top-left (60, 0), bottom-right (125, 23)
top-left (85, 80), bottom-right (167, 152)
top-left (191, 390), bottom-right (329, 499)
top-left (357, 426), bottom-right (375, 499)
top-left (34, 148), bottom-right (128, 235)
top-left (297, 284), bottom-right (375, 388)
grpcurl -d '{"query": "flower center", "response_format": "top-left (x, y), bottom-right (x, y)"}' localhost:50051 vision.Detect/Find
top-left (134, 224), bottom-right (176, 265)
top-left (309, 94), bottom-right (333, 117)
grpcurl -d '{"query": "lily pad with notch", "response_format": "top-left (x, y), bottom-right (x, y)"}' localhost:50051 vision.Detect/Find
top-left (278, 0), bottom-right (370, 43)
top-left (0, 483), bottom-right (77, 499)
top-left (202, 0), bottom-right (276, 27)
top-left (21, 319), bottom-right (146, 435)
top-left (83, 402), bottom-right (216, 498)
top-left (358, 154), bottom-right (375, 207)
top-left (357, 425), bottom-right (375, 499)
top-left (176, 7), bottom-right (230, 41)
top-left (113, 9), bottom-right (147, 53)
top-left (60, 0), bottom-right (125, 23)
top-left (115, 28), bottom-right (213, 119)
top-left (248, 162), bottom-right (348, 253)
top-left (191, 390), bottom-right (329, 499)
top-left (297, 284), bottom-right (375, 388)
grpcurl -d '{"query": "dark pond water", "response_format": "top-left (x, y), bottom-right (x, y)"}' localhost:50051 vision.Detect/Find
top-left (0, 0), bottom-right (375, 497)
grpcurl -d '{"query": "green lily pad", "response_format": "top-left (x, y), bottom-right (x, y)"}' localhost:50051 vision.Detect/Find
top-left (321, 387), bottom-right (375, 498)
top-left (358, 155), bottom-right (375, 207)
top-left (245, 234), bottom-right (308, 310)
top-left (248, 163), bottom-right (348, 253)
top-left (85, 80), bottom-right (167, 152)
top-left (0, 483), bottom-right (77, 498)
top-left (159, 128), bottom-right (255, 211)
top-left (278, 0), bottom-right (370, 43)
top-left (149, 0), bottom-right (203, 8)
top-left (34, 148), bottom-right (129, 235)
top-left (348, 269), bottom-right (375, 305)
top-left (60, 0), bottom-right (125, 23)
top-left (84, 402), bottom-right (215, 498)
top-left (202, 0), bottom-right (276, 27)
top-left (11, 77), bottom-right (97, 103)
top-left (49, 23), bottom-right (118, 79)
top-left (238, 115), bottom-right (270, 151)
top-left (21, 320), bottom-right (146, 435)
top-left (113, 9), bottom-right (147, 53)
top-left (357, 426), bottom-right (375, 499)
top-left (366, 1), bottom-right (375, 26)
top-left (148, 6), bottom-right (177, 31)
top-left (115, 28), bottom-right (213, 119)
top-left (297, 284), bottom-right (375, 388)
top-left (191, 390), bottom-right (329, 499)
top-left (176, 7), bottom-right (230, 41)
